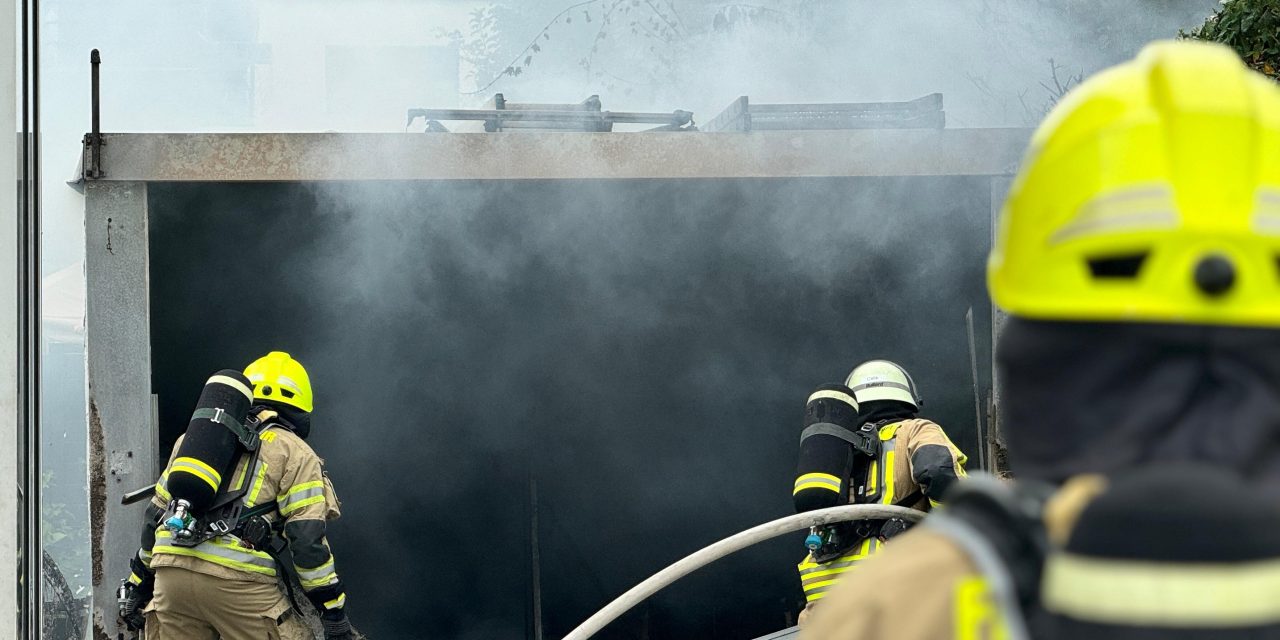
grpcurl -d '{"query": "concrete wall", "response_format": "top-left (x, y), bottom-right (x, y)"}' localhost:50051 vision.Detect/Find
top-left (85, 182), bottom-right (155, 639)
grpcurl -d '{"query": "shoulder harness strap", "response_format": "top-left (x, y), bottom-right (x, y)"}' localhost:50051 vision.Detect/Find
top-left (191, 408), bottom-right (261, 452)
top-left (799, 421), bottom-right (880, 458)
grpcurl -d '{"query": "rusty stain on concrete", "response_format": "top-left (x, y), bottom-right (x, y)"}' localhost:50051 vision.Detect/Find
top-left (89, 398), bottom-right (106, 588)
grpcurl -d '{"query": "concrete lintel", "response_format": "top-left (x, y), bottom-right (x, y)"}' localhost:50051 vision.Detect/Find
top-left (85, 181), bottom-right (155, 638)
top-left (80, 129), bottom-right (1030, 183)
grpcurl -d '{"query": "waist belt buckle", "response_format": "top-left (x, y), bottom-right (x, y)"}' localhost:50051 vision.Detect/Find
top-left (209, 519), bottom-right (232, 535)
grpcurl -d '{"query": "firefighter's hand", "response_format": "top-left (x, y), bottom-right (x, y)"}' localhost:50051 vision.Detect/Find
top-left (320, 609), bottom-right (356, 640)
top-left (118, 582), bottom-right (150, 632)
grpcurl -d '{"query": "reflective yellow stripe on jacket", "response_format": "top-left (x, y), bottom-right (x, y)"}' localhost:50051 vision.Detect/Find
top-left (795, 422), bottom-right (906, 603)
top-left (152, 530), bottom-right (277, 577)
top-left (279, 480), bottom-right (326, 516)
top-left (797, 539), bottom-right (879, 603)
top-left (296, 558), bottom-right (338, 589)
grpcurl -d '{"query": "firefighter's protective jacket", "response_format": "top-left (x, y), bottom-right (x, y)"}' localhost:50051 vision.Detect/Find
top-left (129, 409), bottom-right (348, 615)
top-left (797, 418), bottom-right (966, 609)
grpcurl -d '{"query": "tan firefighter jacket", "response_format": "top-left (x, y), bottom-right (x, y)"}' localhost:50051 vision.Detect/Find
top-left (800, 475), bottom-right (1102, 639)
top-left (130, 409), bottom-right (347, 611)
top-left (797, 418), bottom-right (967, 610)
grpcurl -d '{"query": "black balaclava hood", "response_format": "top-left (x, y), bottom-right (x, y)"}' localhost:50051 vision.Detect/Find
top-left (997, 318), bottom-right (1280, 491)
top-left (859, 399), bottom-right (917, 425)
top-left (254, 401), bottom-right (312, 440)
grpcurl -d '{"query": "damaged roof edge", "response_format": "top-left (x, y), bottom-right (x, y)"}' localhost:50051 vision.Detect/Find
top-left (75, 130), bottom-right (1030, 183)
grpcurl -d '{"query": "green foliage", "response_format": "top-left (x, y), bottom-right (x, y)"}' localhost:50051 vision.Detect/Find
top-left (1182, 0), bottom-right (1280, 80)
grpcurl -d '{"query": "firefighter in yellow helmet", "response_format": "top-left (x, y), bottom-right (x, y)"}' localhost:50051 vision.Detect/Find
top-left (121, 352), bottom-right (356, 640)
top-left (804, 40), bottom-right (1280, 639)
top-left (792, 362), bottom-right (967, 626)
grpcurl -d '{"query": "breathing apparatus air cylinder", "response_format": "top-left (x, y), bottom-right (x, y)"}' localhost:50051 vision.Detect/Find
top-left (163, 370), bottom-right (256, 537)
top-left (794, 384), bottom-right (862, 514)
top-left (793, 384), bottom-right (879, 557)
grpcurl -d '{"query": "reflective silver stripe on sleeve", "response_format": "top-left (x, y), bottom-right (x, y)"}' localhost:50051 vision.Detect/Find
top-left (278, 482), bottom-right (326, 515)
top-left (297, 559), bottom-right (339, 588)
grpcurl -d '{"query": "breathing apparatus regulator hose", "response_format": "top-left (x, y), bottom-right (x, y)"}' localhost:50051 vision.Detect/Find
top-left (561, 503), bottom-right (924, 640)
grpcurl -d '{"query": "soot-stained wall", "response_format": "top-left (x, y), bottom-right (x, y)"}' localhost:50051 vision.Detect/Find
top-left (147, 177), bottom-right (993, 640)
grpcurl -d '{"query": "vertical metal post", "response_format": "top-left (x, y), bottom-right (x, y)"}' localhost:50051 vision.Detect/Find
top-left (19, 0), bottom-right (41, 637)
top-left (965, 307), bottom-right (986, 471)
top-left (530, 474), bottom-right (544, 640)
top-left (86, 50), bottom-right (102, 179)
top-left (989, 175), bottom-right (1014, 474)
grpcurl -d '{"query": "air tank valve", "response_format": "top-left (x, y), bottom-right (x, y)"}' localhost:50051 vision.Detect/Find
top-left (165, 499), bottom-right (195, 540)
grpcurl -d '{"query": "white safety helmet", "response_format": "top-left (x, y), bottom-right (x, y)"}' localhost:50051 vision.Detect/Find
top-left (844, 360), bottom-right (922, 409)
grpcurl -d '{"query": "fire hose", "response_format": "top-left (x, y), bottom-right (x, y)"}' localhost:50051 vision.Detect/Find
top-left (562, 503), bottom-right (925, 640)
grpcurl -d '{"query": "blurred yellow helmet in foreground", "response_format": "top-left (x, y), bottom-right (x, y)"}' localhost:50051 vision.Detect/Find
top-left (989, 40), bottom-right (1280, 327)
top-left (243, 351), bottom-right (313, 413)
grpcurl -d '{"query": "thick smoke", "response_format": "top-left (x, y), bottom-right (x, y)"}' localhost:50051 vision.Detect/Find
top-left (147, 174), bottom-right (992, 638)
top-left (39, 0), bottom-right (1220, 637)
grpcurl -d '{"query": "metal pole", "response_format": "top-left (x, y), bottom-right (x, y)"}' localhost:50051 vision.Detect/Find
top-left (87, 49), bottom-right (101, 179)
top-left (19, 0), bottom-right (41, 636)
top-left (965, 307), bottom-right (986, 471)
top-left (530, 474), bottom-right (544, 640)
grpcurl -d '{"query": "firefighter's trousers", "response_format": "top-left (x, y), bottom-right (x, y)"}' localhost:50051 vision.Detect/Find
top-left (145, 566), bottom-right (312, 640)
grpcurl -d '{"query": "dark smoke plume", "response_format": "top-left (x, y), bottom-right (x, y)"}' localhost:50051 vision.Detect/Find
top-left (148, 175), bottom-right (991, 638)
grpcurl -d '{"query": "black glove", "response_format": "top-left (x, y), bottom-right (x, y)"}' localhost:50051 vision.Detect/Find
top-left (118, 581), bottom-right (151, 632)
top-left (320, 609), bottom-right (356, 640)
top-left (119, 556), bottom-right (155, 632)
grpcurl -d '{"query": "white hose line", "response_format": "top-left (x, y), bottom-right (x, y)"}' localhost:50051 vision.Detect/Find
top-left (562, 504), bottom-right (926, 640)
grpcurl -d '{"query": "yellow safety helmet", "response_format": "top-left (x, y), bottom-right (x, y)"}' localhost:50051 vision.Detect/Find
top-left (845, 360), bottom-right (921, 409)
top-left (988, 40), bottom-right (1280, 328)
top-left (243, 351), bottom-right (313, 413)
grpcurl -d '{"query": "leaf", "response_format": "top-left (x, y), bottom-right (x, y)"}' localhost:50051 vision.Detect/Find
top-left (543, 33), bottom-right (550, 41)
top-left (531, 43), bottom-right (541, 53)
top-left (505, 66), bottom-right (516, 76)
top-left (585, 10), bottom-right (592, 22)
top-left (525, 55), bottom-right (533, 66)
top-left (566, 15), bottom-right (572, 23)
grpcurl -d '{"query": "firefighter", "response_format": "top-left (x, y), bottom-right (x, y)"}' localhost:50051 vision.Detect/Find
top-left (803, 40), bottom-right (1280, 639)
top-left (119, 352), bottom-right (355, 640)
top-left (794, 360), bottom-right (967, 626)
